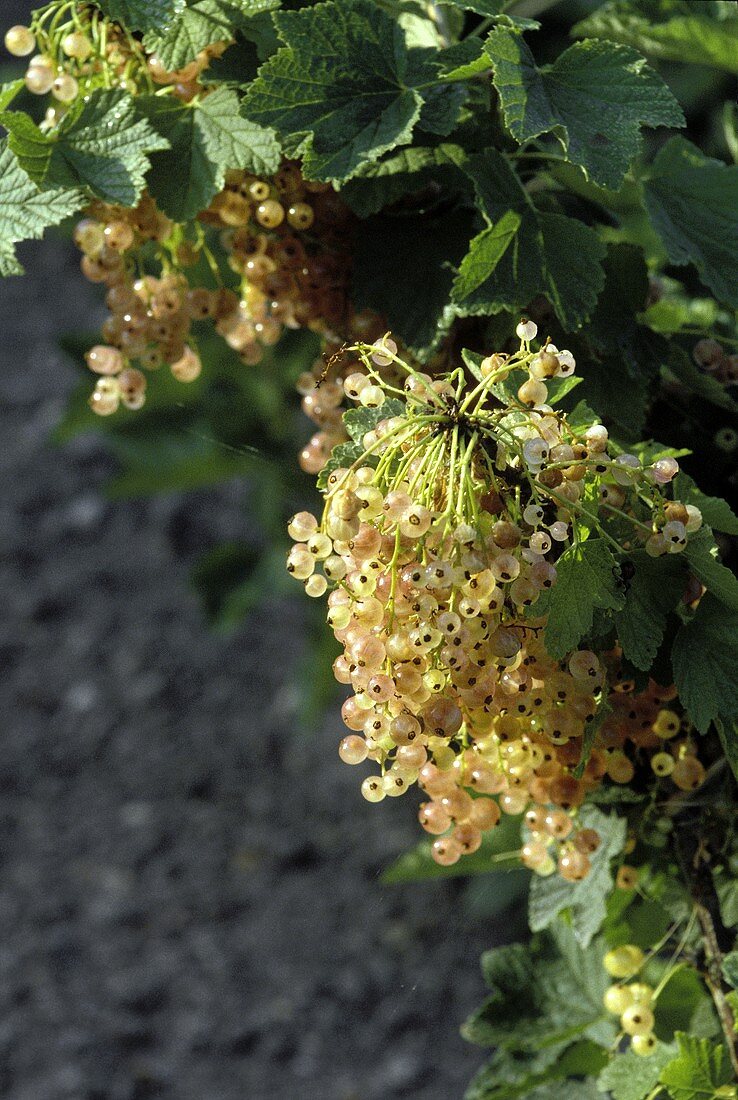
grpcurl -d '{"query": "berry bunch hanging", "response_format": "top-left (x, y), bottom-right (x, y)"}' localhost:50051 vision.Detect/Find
top-left (287, 324), bottom-right (704, 874)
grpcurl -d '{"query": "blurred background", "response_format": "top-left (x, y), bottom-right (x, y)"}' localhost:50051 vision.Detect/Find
top-left (2, 0), bottom-right (737, 1097)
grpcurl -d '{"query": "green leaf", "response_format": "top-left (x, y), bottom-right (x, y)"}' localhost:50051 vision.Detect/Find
top-left (641, 295), bottom-right (720, 337)
top-left (545, 375), bottom-right (583, 405)
top-left (455, 149), bottom-right (606, 328)
top-left (588, 243), bottom-right (651, 367)
top-left (714, 872), bottom-right (738, 929)
top-left (191, 541), bottom-right (290, 631)
top-left (683, 527), bottom-right (738, 613)
top-left (439, 37), bottom-right (491, 81)
top-left (0, 141), bottom-right (82, 276)
top-left (143, 0), bottom-right (279, 71)
top-left (0, 79), bottom-right (24, 112)
top-left (466, 1045), bottom-right (605, 1100)
top-left (588, 786), bottom-right (646, 805)
top-left (672, 596), bottom-right (738, 732)
top-left (528, 806), bottom-right (627, 947)
top-left (242, 0), bottom-right (463, 182)
top-left (2, 89), bottom-right (169, 205)
top-left (340, 143), bottom-right (468, 218)
top-left (352, 208), bottom-right (475, 352)
top-left (464, 921), bottom-right (612, 1052)
top-left (382, 813), bottom-right (522, 883)
top-left (675, 474), bottom-right (738, 537)
top-left (723, 950), bottom-right (738, 989)
top-left (343, 397), bottom-right (406, 443)
top-left (454, 149), bottom-right (543, 317)
top-left (543, 540), bottom-right (624, 661)
top-left (316, 440), bottom-right (367, 491)
top-left (714, 718), bottom-right (738, 786)
top-left (614, 550), bottom-right (687, 671)
top-left (452, 211), bottom-right (522, 300)
top-left (104, 423), bottom-right (255, 496)
top-left (659, 1032), bottom-right (734, 1100)
top-left (645, 137), bottom-right (738, 309)
top-left (139, 87), bottom-right (280, 220)
top-left (97, 0), bottom-right (185, 35)
top-left (597, 1044), bottom-right (677, 1100)
top-left (442, 0), bottom-right (505, 14)
top-left (538, 212), bottom-right (607, 330)
top-left (529, 1084), bottom-right (600, 1100)
top-left (663, 345), bottom-right (738, 413)
top-left (484, 30), bottom-right (683, 189)
top-left (575, 698), bottom-right (613, 778)
top-left (573, 0), bottom-right (738, 75)
top-left (568, 399), bottom-right (601, 433)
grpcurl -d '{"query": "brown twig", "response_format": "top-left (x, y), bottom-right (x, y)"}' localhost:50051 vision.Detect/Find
top-left (695, 900), bottom-right (738, 1078)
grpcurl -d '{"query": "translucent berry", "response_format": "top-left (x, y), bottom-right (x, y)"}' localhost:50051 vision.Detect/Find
top-left (604, 945), bottom-right (644, 980)
top-left (51, 73), bottom-right (78, 103)
top-left (516, 318), bottom-right (537, 341)
top-left (616, 865), bottom-right (639, 890)
top-left (61, 31), bottom-right (92, 60)
top-left (339, 735), bottom-right (368, 765)
top-left (25, 60), bottom-right (55, 95)
top-left (631, 1033), bottom-right (658, 1057)
top-left (256, 199), bottom-right (285, 228)
top-left (431, 836), bottom-right (462, 866)
top-left (361, 776), bottom-right (385, 803)
top-left (5, 25), bottom-right (36, 56)
top-left (651, 752), bottom-right (675, 777)
top-left (287, 202), bottom-right (314, 229)
top-left (86, 345), bottom-right (124, 376)
top-left (170, 346), bottom-right (202, 382)
top-left (604, 984), bottom-right (634, 1016)
top-left (573, 828), bottom-right (601, 855)
top-left (672, 755), bottom-right (705, 791)
top-left (558, 849), bottom-right (590, 881)
top-left (621, 1004), bottom-right (655, 1037)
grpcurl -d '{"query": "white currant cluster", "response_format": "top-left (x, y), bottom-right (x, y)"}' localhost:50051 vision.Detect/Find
top-left (287, 325), bottom-right (703, 873)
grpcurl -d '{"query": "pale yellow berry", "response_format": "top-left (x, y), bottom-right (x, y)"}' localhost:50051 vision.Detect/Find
top-left (604, 945), bottom-right (644, 979)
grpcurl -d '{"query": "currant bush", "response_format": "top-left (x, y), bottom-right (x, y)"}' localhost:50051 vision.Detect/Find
top-left (286, 328), bottom-right (709, 879)
top-left (3, 0), bottom-right (738, 1096)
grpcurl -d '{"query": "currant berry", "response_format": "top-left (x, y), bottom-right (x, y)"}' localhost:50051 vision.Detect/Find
top-left (558, 849), bottom-right (590, 881)
top-left (338, 735), bottom-right (368, 766)
top-left (604, 984), bottom-right (634, 1016)
top-left (61, 31), bottom-right (92, 60)
top-left (170, 346), bottom-right (202, 383)
top-left (672, 755), bottom-right (706, 791)
top-left (621, 1003), bottom-right (655, 1037)
top-left (85, 345), bottom-right (124, 376)
top-left (628, 983), bottom-right (653, 1005)
top-left (24, 59), bottom-right (55, 95)
top-left (651, 752), bottom-right (675, 777)
top-left (631, 1033), bottom-right (658, 1057)
top-left (616, 865), bottom-right (639, 890)
top-left (360, 776), bottom-right (385, 803)
top-left (51, 73), bottom-right (78, 103)
top-left (431, 836), bottom-right (462, 866)
top-left (5, 25), bottom-right (36, 56)
top-left (604, 945), bottom-right (644, 979)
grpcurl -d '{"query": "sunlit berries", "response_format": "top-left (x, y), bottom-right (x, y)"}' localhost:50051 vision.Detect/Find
top-left (287, 332), bottom-right (699, 879)
top-left (5, 24), bottom-right (36, 56)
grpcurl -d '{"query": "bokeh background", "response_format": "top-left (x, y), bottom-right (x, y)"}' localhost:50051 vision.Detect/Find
top-left (3, 0), bottom-right (737, 1097)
